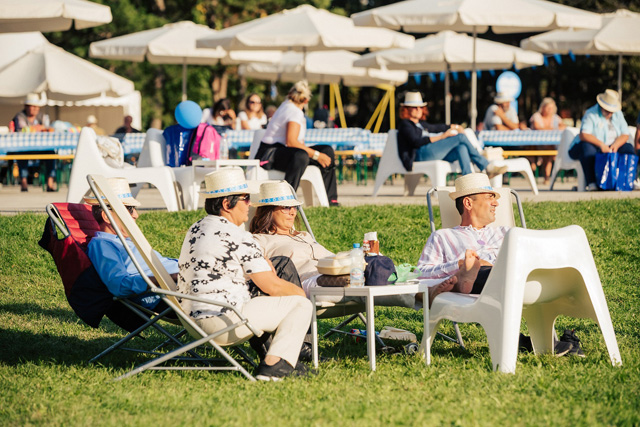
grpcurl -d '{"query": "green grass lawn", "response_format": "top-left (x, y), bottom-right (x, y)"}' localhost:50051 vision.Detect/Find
top-left (1, 200), bottom-right (640, 425)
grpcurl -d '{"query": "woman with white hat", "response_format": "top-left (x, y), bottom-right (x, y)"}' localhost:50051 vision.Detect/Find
top-left (250, 181), bottom-right (334, 297)
top-left (177, 167), bottom-right (312, 381)
top-left (255, 80), bottom-right (339, 206)
top-left (568, 89), bottom-right (633, 191)
top-left (397, 91), bottom-right (507, 178)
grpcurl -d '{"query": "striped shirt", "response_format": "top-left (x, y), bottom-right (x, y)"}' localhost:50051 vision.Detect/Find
top-left (417, 225), bottom-right (510, 280)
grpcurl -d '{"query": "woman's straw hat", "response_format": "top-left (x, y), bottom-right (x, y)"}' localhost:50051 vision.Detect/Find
top-left (24, 93), bottom-right (45, 107)
top-left (200, 167), bottom-right (255, 198)
top-left (83, 177), bottom-right (141, 207)
top-left (494, 92), bottom-right (514, 104)
top-left (449, 173), bottom-right (500, 200)
top-left (254, 180), bottom-right (303, 207)
top-left (596, 89), bottom-right (621, 113)
top-left (401, 92), bottom-right (427, 107)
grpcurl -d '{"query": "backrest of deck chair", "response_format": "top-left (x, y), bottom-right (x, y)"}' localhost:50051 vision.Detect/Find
top-left (427, 186), bottom-right (526, 232)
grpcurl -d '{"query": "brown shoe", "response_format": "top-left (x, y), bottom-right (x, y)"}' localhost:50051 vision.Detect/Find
top-left (486, 164), bottom-right (508, 179)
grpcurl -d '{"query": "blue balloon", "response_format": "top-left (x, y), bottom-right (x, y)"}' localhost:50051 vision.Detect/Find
top-left (174, 100), bottom-right (202, 129)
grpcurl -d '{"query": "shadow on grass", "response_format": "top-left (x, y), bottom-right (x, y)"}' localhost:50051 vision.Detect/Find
top-left (0, 302), bottom-right (80, 325)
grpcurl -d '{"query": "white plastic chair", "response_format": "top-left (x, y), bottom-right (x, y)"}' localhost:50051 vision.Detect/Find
top-left (248, 129), bottom-right (330, 207)
top-left (464, 129), bottom-right (539, 195)
top-left (67, 127), bottom-right (180, 212)
top-left (424, 224), bottom-right (622, 374)
top-left (137, 129), bottom-right (217, 211)
top-left (372, 130), bottom-right (461, 197)
top-left (549, 127), bottom-right (585, 191)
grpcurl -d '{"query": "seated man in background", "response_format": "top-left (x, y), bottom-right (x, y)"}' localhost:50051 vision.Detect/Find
top-left (115, 115), bottom-right (140, 134)
top-left (483, 92), bottom-right (526, 131)
top-left (417, 173), bottom-right (581, 356)
top-left (85, 177), bottom-right (178, 312)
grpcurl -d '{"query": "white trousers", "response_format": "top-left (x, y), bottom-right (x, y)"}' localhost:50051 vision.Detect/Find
top-left (196, 295), bottom-right (312, 367)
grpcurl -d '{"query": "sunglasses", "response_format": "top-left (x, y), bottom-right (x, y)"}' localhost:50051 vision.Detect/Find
top-left (248, 100), bottom-right (261, 104)
top-left (279, 206), bottom-right (298, 213)
top-left (239, 194), bottom-right (251, 203)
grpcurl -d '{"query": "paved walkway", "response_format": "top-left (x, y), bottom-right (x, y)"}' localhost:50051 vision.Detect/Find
top-left (1, 175), bottom-right (639, 215)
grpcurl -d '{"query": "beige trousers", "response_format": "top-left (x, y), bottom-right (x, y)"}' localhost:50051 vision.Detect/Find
top-left (196, 295), bottom-right (312, 367)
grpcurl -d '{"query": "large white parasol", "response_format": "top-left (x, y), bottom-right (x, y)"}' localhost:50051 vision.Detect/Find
top-left (0, 0), bottom-right (112, 33)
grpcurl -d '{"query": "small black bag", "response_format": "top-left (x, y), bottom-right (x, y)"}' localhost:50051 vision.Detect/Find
top-left (364, 255), bottom-right (397, 286)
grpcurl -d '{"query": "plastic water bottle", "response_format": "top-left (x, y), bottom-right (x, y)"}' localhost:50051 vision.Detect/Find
top-left (219, 133), bottom-right (229, 160)
top-left (350, 243), bottom-right (365, 287)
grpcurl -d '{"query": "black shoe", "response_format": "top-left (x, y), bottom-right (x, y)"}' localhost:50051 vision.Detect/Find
top-left (553, 338), bottom-right (574, 357)
top-left (560, 329), bottom-right (586, 358)
top-left (518, 333), bottom-right (533, 353)
top-left (255, 359), bottom-right (295, 381)
top-left (329, 200), bottom-right (340, 207)
top-left (46, 187), bottom-right (56, 192)
top-left (20, 186), bottom-right (28, 192)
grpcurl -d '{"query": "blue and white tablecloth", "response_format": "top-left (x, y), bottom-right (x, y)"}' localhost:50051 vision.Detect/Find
top-left (224, 128), bottom-right (375, 150)
top-left (478, 130), bottom-right (564, 147)
top-left (0, 132), bottom-right (147, 156)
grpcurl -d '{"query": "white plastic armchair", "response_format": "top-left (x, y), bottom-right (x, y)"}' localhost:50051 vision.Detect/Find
top-left (372, 130), bottom-right (461, 197)
top-left (549, 127), bottom-right (584, 191)
top-left (424, 225), bottom-right (622, 374)
top-left (67, 127), bottom-right (180, 212)
top-left (248, 129), bottom-right (330, 207)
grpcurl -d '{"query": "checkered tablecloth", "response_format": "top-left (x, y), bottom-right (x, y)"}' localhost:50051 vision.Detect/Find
top-left (367, 133), bottom-right (388, 151)
top-left (0, 132), bottom-right (147, 156)
top-left (478, 130), bottom-right (564, 147)
top-left (224, 128), bottom-right (372, 150)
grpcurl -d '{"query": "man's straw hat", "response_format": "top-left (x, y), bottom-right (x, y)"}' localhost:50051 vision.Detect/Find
top-left (494, 92), bottom-right (514, 104)
top-left (24, 93), bottom-right (45, 107)
top-left (83, 177), bottom-right (141, 207)
top-left (87, 115), bottom-right (98, 124)
top-left (401, 92), bottom-right (427, 107)
top-left (596, 89), bottom-right (621, 113)
top-left (449, 173), bottom-right (500, 200)
top-left (200, 167), bottom-right (256, 198)
top-left (255, 180), bottom-right (303, 207)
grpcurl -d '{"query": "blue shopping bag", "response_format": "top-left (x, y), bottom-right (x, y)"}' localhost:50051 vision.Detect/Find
top-left (595, 152), bottom-right (639, 191)
top-left (162, 124), bottom-right (194, 167)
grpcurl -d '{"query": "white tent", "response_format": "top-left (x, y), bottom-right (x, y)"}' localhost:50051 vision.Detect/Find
top-left (0, 0), bottom-right (112, 33)
top-left (351, 0), bottom-right (602, 128)
top-left (354, 31), bottom-right (543, 123)
top-left (521, 9), bottom-right (640, 95)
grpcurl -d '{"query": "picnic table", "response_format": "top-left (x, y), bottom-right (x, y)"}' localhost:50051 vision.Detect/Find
top-left (0, 132), bottom-right (146, 156)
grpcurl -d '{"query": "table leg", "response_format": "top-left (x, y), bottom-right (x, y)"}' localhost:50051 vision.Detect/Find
top-left (365, 293), bottom-right (376, 371)
top-left (311, 294), bottom-right (319, 369)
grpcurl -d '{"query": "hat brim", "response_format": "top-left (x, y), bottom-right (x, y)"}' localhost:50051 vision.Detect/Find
top-left (449, 188), bottom-right (500, 200)
top-left (254, 198), bottom-right (303, 207)
top-left (200, 180), bottom-right (260, 198)
top-left (401, 102), bottom-right (427, 107)
top-left (596, 95), bottom-right (621, 113)
top-left (83, 196), bottom-right (141, 207)
top-left (494, 97), bottom-right (513, 104)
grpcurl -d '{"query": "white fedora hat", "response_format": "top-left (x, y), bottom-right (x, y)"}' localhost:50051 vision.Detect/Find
top-left (596, 89), bottom-right (621, 113)
top-left (401, 92), bottom-right (427, 107)
top-left (83, 177), bottom-right (141, 207)
top-left (449, 173), bottom-right (500, 200)
top-left (494, 92), bottom-right (514, 104)
top-left (201, 167), bottom-right (256, 199)
top-left (255, 180), bottom-right (302, 207)
top-left (24, 93), bottom-right (45, 107)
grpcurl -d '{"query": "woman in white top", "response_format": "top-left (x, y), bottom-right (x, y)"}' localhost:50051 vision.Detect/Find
top-left (255, 81), bottom-right (339, 206)
top-left (239, 93), bottom-right (267, 130)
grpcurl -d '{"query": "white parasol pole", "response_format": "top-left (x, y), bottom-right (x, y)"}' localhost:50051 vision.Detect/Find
top-left (181, 58), bottom-right (187, 101)
top-left (445, 62), bottom-right (451, 125)
top-left (471, 26), bottom-right (477, 130)
top-left (617, 54), bottom-right (622, 98)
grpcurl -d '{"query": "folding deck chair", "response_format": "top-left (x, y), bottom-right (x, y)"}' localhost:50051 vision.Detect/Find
top-left (87, 174), bottom-right (263, 381)
top-left (40, 202), bottom-right (192, 362)
top-left (426, 186), bottom-right (527, 348)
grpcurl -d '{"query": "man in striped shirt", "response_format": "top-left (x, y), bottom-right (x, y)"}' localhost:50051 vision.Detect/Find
top-left (418, 173), bottom-right (509, 304)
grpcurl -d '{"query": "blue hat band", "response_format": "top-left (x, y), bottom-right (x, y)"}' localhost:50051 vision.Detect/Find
top-left (259, 195), bottom-right (296, 204)
top-left (203, 183), bottom-right (248, 195)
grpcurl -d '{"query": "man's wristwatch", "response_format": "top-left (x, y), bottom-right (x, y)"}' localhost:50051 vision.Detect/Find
top-left (312, 150), bottom-right (320, 160)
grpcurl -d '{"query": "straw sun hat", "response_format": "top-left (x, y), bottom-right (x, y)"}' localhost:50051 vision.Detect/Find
top-left (401, 92), bottom-right (427, 107)
top-left (200, 167), bottom-right (257, 199)
top-left (449, 173), bottom-right (501, 200)
top-left (596, 89), bottom-right (621, 113)
top-left (83, 177), bottom-right (141, 207)
top-left (494, 92), bottom-right (514, 104)
top-left (254, 181), bottom-right (302, 207)
top-left (24, 93), bottom-right (45, 107)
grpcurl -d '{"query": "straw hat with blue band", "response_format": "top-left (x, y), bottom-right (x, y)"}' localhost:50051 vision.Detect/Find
top-left (449, 173), bottom-right (500, 200)
top-left (596, 89), bottom-right (621, 113)
top-left (254, 181), bottom-right (303, 207)
top-left (201, 167), bottom-right (258, 198)
top-left (84, 177), bottom-right (141, 207)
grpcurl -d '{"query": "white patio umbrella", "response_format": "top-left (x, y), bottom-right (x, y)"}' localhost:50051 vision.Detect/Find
top-left (196, 4), bottom-right (414, 53)
top-left (521, 9), bottom-right (640, 96)
top-left (352, 0), bottom-right (602, 128)
top-left (89, 21), bottom-right (283, 101)
top-left (0, 0), bottom-right (111, 33)
top-left (354, 31), bottom-right (544, 123)
top-left (0, 32), bottom-right (134, 102)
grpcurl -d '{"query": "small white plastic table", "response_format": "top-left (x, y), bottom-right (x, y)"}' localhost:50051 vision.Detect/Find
top-left (309, 283), bottom-right (431, 371)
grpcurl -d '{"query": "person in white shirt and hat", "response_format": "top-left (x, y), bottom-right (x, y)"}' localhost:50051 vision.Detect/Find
top-left (568, 89), bottom-right (633, 191)
top-left (482, 92), bottom-right (525, 131)
top-left (176, 167), bottom-right (313, 381)
top-left (397, 91), bottom-right (507, 177)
